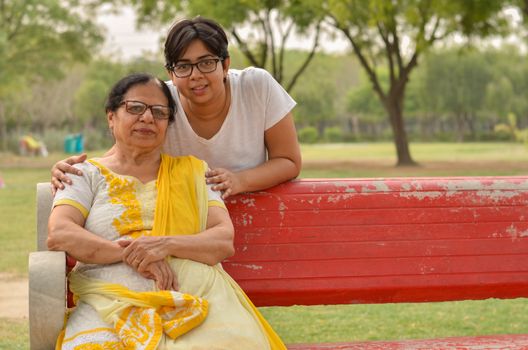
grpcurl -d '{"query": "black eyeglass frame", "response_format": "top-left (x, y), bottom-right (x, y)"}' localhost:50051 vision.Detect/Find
top-left (119, 100), bottom-right (172, 120)
top-left (165, 58), bottom-right (223, 78)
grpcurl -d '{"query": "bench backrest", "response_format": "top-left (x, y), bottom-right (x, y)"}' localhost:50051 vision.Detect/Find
top-left (37, 177), bottom-right (528, 308)
top-left (222, 177), bottom-right (528, 307)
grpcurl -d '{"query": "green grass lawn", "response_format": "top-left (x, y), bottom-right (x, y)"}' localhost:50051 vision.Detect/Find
top-left (260, 299), bottom-right (528, 344)
top-left (301, 142), bottom-right (528, 162)
top-left (0, 319), bottom-right (28, 350)
top-left (0, 168), bottom-right (49, 274)
top-left (1, 143), bottom-right (528, 348)
top-left (301, 142), bottom-right (528, 177)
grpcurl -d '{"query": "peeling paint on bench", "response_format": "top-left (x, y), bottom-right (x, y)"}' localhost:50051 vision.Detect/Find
top-left (224, 177), bottom-right (528, 307)
top-left (506, 224), bottom-right (528, 240)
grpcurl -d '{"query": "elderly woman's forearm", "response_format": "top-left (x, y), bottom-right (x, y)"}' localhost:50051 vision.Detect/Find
top-left (165, 224), bottom-right (234, 265)
top-left (48, 220), bottom-right (123, 264)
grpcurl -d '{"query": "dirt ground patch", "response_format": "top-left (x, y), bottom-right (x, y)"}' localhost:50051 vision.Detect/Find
top-left (0, 273), bottom-right (28, 319)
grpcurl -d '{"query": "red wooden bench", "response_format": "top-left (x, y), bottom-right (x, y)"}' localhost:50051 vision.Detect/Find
top-left (29, 177), bottom-right (528, 349)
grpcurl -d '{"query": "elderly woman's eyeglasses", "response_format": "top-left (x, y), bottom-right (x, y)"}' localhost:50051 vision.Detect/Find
top-left (166, 58), bottom-right (222, 78)
top-left (120, 100), bottom-right (172, 120)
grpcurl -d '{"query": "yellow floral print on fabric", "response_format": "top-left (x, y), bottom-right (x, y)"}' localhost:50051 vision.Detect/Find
top-left (115, 307), bottom-right (161, 349)
top-left (59, 328), bottom-right (120, 350)
top-left (68, 272), bottom-right (208, 350)
top-left (88, 160), bottom-right (149, 237)
top-left (73, 341), bottom-right (121, 350)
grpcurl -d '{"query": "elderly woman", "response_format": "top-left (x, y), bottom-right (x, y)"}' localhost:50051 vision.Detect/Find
top-left (48, 73), bottom-right (286, 349)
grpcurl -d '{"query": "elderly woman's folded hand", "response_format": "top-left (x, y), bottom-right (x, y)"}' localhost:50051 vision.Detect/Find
top-left (142, 260), bottom-right (179, 291)
top-left (119, 239), bottom-right (177, 290)
top-left (118, 237), bottom-right (168, 270)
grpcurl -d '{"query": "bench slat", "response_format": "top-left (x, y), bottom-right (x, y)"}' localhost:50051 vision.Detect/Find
top-left (227, 191), bottom-right (528, 211)
top-left (230, 207), bottom-right (527, 227)
top-left (230, 275), bottom-right (528, 306)
top-left (232, 239), bottom-right (528, 261)
top-left (263, 177), bottom-right (528, 194)
top-left (232, 222), bottom-right (528, 243)
top-left (287, 334), bottom-right (528, 349)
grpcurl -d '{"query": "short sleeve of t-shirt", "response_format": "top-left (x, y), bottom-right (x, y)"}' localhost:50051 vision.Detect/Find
top-left (241, 67), bottom-right (296, 130)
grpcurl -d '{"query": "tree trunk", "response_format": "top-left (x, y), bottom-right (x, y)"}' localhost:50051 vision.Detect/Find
top-left (455, 113), bottom-right (465, 142)
top-left (349, 116), bottom-right (360, 139)
top-left (317, 120), bottom-right (326, 136)
top-left (0, 102), bottom-right (6, 152)
top-left (463, 112), bottom-right (476, 140)
top-left (385, 94), bottom-right (417, 166)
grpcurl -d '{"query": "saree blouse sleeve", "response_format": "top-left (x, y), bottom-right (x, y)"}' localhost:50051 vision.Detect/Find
top-left (207, 183), bottom-right (225, 209)
top-left (53, 161), bottom-right (98, 218)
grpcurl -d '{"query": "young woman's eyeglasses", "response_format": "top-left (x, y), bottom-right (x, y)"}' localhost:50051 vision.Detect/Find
top-left (120, 100), bottom-right (172, 120)
top-left (167, 58), bottom-right (222, 78)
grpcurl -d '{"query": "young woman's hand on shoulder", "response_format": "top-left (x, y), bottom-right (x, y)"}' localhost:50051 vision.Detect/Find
top-left (50, 153), bottom-right (87, 194)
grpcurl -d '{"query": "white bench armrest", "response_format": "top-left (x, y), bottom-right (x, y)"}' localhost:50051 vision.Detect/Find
top-left (29, 251), bottom-right (66, 349)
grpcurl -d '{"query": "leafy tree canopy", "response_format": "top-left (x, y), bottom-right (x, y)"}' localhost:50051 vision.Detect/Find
top-left (121, 0), bottom-right (327, 91)
top-left (0, 0), bottom-right (103, 150)
top-left (0, 0), bottom-right (103, 90)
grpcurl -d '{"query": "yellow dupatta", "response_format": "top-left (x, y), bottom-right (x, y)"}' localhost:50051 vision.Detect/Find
top-left (152, 154), bottom-right (208, 236)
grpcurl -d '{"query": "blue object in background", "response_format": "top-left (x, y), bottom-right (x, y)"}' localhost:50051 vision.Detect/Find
top-left (64, 134), bottom-right (84, 154)
top-left (75, 134), bottom-right (84, 153)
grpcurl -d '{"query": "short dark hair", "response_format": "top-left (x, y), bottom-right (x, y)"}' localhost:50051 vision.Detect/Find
top-left (164, 16), bottom-right (229, 70)
top-left (105, 73), bottom-right (175, 123)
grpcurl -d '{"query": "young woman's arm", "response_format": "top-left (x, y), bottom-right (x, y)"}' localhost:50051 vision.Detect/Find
top-left (206, 112), bottom-right (302, 198)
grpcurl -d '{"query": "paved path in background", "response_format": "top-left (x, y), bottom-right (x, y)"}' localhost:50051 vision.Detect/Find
top-left (0, 274), bottom-right (28, 319)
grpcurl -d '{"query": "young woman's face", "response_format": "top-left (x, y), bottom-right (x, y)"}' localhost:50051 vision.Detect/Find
top-left (108, 81), bottom-right (170, 151)
top-left (169, 39), bottom-right (229, 106)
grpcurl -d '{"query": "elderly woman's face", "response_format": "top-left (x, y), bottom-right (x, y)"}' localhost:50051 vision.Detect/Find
top-left (108, 81), bottom-right (169, 152)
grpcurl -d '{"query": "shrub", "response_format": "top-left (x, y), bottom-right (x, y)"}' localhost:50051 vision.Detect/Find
top-left (298, 126), bottom-right (319, 144)
top-left (323, 127), bottom-right (343, 142)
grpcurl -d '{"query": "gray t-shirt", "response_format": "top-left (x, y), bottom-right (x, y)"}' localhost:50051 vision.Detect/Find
top-left (163, 67), bottom-right (296, 172)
